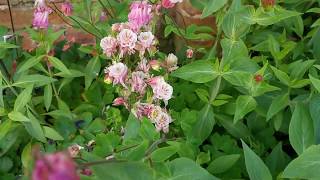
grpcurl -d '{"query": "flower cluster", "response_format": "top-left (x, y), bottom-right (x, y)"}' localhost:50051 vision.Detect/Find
top-left (100, 1), bottom-right (182, 133)
top-left (161, 0), bottom-right (183, 9)
top-left (32, 151), bottom-right (80, 180)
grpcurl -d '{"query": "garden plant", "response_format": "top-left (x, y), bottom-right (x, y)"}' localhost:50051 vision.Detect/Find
top-left (0, 0), bottom-right (320, 179)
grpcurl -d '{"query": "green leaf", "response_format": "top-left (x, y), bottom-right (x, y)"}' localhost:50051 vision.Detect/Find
top-left (43, 126), bottom-right (64, 141)
top-left (234, 95), bottom-right (257, 123)
top-left (266, 93), bottom-right (289, 121)
top-left (85, 57), bottom-right (101, 90)
top-left (44, 84), bottom-right (52, 111)
top-left (12, 75), bottom-right (56, 88)
top-left (24, 110), bottom-right (46, 143)
top-left (167, 158), bottom-right (219, 180)
top-left (17, 56), bottom-right (43, 74)
top-left (21, 143), bottom-right (32, 169)
top-left (0, 157), bottom-right (13, 172)
top-left (151, 146), bottom-right (179, 162)
top-left (289, 103), bottom-right (315, 155)
top-left (265, 143), bottom-right (290, 177)
top-left (242, 140), bottom-right (272, 180)
top-left (201, 0), bottom-right (228, 18)
top-left (0, 42), bottom-right (18, 49)
top-left (92, 161), bottom-right (154, 180)
top-left (8, 111), bottom-right (30, 122)
top-left (271, 66), bottom-right (290, 86)
top-left (223, 71), bottom-right (251, 87)
top-left (310, 95), bottom-right (320, 144)
top-left (14, 85), bottom-right (33, 112)
top-left (222, 12), bottom-right (250, 40)
top-left (207, 154), bottom-right (240, 174)
top-left (282, 145), bottom-right (320, 179)
top-left (124, 114), bottom-right (140, 142)
top-left (47, 56), bottom-right (71, 75)
top-left (309, 74), bottom-right (320, 93)
top-left (190, 105), bottom-right (215, 145)
top-left (171, 60), bottom-right (218, 83)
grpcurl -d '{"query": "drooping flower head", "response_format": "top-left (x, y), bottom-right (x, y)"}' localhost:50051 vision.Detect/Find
top-left (137, 58), bottom-right (150, 73)
top-left (106, 62), bottom-right (128, 87)
top-left (148, 76), bottom-right (173, 103)
top-left (61, 2), bottom-right (73, 16)
top-left (32, 152), bottom-right (80, 180)
top-left (131, 71), bottom-right (147, 95)
top-left (100, 36), bottom-right (118, 57)
top-left (128, 1), bottom-right (153, 31)
top-left (137, 31), bottom-right (155, 52)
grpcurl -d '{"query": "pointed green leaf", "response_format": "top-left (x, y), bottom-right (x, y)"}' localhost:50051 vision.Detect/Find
top-left (234, 95), bottom-right (257, 123)
top-left (8, 111), bottom-right (30, 122)
top-left (43, 126), bottom-right (64, 141)
top-left (14, 85), bottom-right (33, 112)
top-left (207, 154), bottom-right (240, 174)
top-left (309, 74), bottom-right (320, 93)
top-left (201, 0), bottom-right (228, 18)
top-left (47, 56), bottom-right (71, 75)
top-left (44, 84), bottom-right (52, 111)
top-left (266, 93), bottom-right (289, 121)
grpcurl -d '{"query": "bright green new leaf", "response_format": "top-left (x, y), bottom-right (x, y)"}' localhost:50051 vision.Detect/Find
top-left (17, 56), bottom-right (43, 74)
top-left (14, 85), bottom-right (33, 112)
top-left (12, 75), bottom-right (56, 88)
top-left (43, 126), bottom-right (64, 141)
top-left (309, 74), bottom-right (320, 93)
top-left (44, 84), bottom-right (52, 111)
top-left (8, 111), bottom-right (30, 122)
top-left (201, 0), bottom-right (228, 18)
top-left (0, 42), bottom-right (18, 49)
top-left (271, 66), bottom-right (290, 86)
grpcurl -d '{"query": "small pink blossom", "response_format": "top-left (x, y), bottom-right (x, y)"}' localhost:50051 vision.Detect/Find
top-left (33, 7), bottom-right (51, 29)
top-left (153, 81), bottom-right (173, 102)
top-left (61, 2), bottom-right (73, 16)
top-left (131, 71), bottom-right (147, 95)
top-left (106, 62), bottom-right (128, 86)
top-left (135, 103), bottom-right (154, 119)
top-left (137, 58), bottom-right (150, 73)
top-left (100, 36), bottom-right (118, 57)
top-left (138, 31), bottom-right (155, 49)
top-left (186, 49), bottom-right (193, 58)
top-left (113, 97), bottom-right (126, 106)
top-left (128, 1), bottom-right (153, 31)
top-left (111, 23), bottom-right (121, 32)
top-left (161, 0), bottom-right (183, 9)
top-left (32, 152), bottom-right (80, 180)
top-left (117, 29), bottom-right (137, 57)
top-left (154, 111), bottom-right (172, 133)
top-left (165, 53), bottom-right (178, 71)
top-left (100, 12), bottom-right (107, 22)
top-left (147, 76), bottom-right (164, 89)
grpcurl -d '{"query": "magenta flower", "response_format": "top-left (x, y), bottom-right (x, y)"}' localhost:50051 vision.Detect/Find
top-left (128, 1), bottom-right (153, 31)
top-left (117, 29), bottom-right (138, 57)
top-left (32, 152), bottom-right (80, 180)
top-left (32, 7), bottom-right (51, 29)
top-left (106, 62), bottom-right (128, 87)
top-left (61, 2), bottom-right (73, 16)
top-left (100, 36), bottom-right (118, 57)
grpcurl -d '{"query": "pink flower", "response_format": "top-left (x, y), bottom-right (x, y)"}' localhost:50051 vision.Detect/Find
top-left (32, 152), bottom-right (80, 180)
top-left (106, 62), bottom-right (128, 86)
top-left (148, 76), bottom-right (173, 103)
top-left (137, 58), bottom-right (150, 73)
top-left (135, 103), bottom-right (154, 119)
top-left (161, 0), bottom-right (174, 8)
top-left (100, 36), bottom-right (118, 57)
top-left (33, 7), bottom-right (51, 29)
top-left (186, 49), bottom-right (193, 58)
top-left (154, 111), bottom-right (172, 133)
top-left (61, 2), bottom-right (73, 16)
top-left (138, 31), bottom-right (155, 49)
top-left (113, 97), bottom-right (126, 106)
top-left (100, 12), bottom-right (107, 22)
top-left (128, 1), bottom-right (153, 31)
top-left (117, 29), bottom-right (137, 57)
top-left (161, 0), bottom-right (183, 9)
top-left (34, 0), bottom-right (46, 8)
top-left (131, 71), bottom-right (147, 95)
top-left (165, 53), bottom-right (178, 71)
top-left (149, 60), bottom-right (160, 71)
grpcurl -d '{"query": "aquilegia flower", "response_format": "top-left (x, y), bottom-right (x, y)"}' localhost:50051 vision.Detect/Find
top-left (131, 71), bottom-right (147, 95)
top-left (148, 76), bottom-right (173, 103)
top-left (100, 36), bottom-right (118, 57)
top-left (117, 29), bottom-right (138, 57)
top-left (32, 152), bottom-right (80, 180)
top-left (61, 2), bottom-right (73, 16)
top-left (32, 7), bottom-right (51, 29)
top-left (128, 1), bottom-right (153, 31)
top-left (106, 62), bottom-right (128, 87)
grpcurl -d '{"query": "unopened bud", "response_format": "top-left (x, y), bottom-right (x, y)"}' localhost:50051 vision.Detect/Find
top-left (186, 49), bottom-right (194, 58)
top-left (149, 60), bottom-right (161, 71)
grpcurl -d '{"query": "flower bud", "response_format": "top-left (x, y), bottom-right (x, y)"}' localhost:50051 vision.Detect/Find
top-left (254, 74), bottom-right (263, 82)
top-left (113, 97), bottom-right (126, 106)
top-left (149, 60), bottom-right (161, 71)
top-left (186, 49), bottom-right (193, 58)
top-left (262, 0), bottom-right (275, 8)
top-left (61, 2), bottom-right (73, 16)
top-left (104, 74), bottom-right (113, 84)
top-left (166, 53), bottom-right (178, 67)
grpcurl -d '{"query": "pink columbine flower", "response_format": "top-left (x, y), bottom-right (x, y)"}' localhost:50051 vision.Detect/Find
top-left (61, 2), bottom-right (73, 16)
top-left (138, 31), bottom-right (155, 49)
top-left (32, 7), bottom-right (51, 29)
top-left (32, 152), bottom-right (80, 180)
top-left (135, 103), bottom-right (154, 119)
top-left (131, 71), bottom-right (147, 95)
top-left (186, 49), bottom-right (193, 58)
top-left (113, 97), bottom-right (126, 106)
top-left (117, 29), bottom-right (137, 57)
top-left (100, 36), bottom-right (118, 57)
top-left (154, 111), bottom-right (172, 133)
top-left (128, 1), bottom-right (153, 31)
top-left (148, 76), bottom-right (173, 103)
top-left (165, 53), bottom-right (178, 71)
top-left (137, 58), bottom-right (150, 73)
top-left (106, 62), bottom-right (128, 86)
top-left (34, 0), bottom-right (47, 8)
